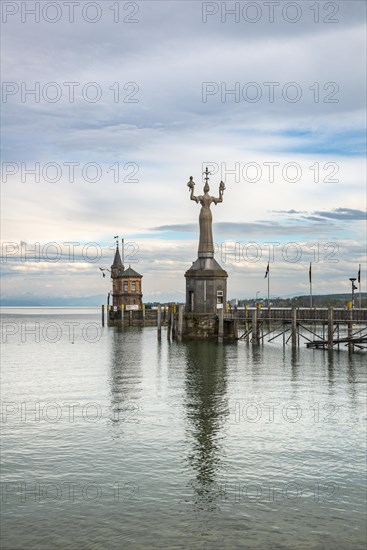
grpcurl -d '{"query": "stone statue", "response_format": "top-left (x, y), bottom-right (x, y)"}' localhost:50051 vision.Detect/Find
top-left (187, 167), bottom-right (225, 259)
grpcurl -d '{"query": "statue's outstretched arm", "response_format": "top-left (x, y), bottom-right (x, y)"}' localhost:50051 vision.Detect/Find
top-left (211, 181), bottom-right (226, 205)
top-left (187, 176), bottom-right (199, 203)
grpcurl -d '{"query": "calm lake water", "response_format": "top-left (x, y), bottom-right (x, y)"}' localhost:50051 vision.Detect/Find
top-left (1, 309), bottom-right (366, 549)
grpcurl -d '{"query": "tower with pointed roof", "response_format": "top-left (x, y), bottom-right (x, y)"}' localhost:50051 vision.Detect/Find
top-left (111, 242), bottom-right (124, 308)
top-left (110, 241), bottom-right (143, 310)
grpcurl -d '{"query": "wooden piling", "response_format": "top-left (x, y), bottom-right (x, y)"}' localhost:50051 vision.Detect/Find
top-left (171, 304), bottom-right (176, 339)
top-left (218, 307), bottom-right (224, 342)
top-left (327, 307), bottom-right (334, 350)
top-left (167, 306), bottom-right (171, 340)
top-left (157, 304), bottom-right (161, 340)
top-left (252, 309), bottom-right (258, 345)
top-left (348, 307), bottom-right (353, 353)
top-left (177, 304), bottom-right (184, 338)
top-left (142, 304), bottom-right (146, 325)
top-left (245, 305), bottom-right (249, 343)
top-left (121, 304), bottom-right (124, 324)
top-left (268, 305), bottom-right (271, 333)
top-left (101, 304), bottom-right (105, 327)
top-left (291, 308), bottom-right (297, 349)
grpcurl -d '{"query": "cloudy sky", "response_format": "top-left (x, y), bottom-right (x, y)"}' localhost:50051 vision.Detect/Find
top-left (1, 0), bottom-right (366, 304)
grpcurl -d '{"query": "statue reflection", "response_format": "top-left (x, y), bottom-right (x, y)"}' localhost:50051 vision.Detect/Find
top-left (183, 342), bottom-right (229, 511)
top-left (107, 326), bottom-right (143, 438)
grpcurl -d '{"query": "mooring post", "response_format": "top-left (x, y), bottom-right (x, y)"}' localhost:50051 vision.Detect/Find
top-left (252, 308), bottom-right (258, 345)
top-left (328, 307), bottom-right (334, 351)
top-left (245, 305), bottom-right (249, 342)
top-left (291, 308), bottom-right (297, 348)
top-left (177, 304), bottom-right (184, 338)
top-left (157, 304), bottom-right (162, 340)
top-left (348, 306), bottom-right (353, 353)
top-left (101, 304), bottom-right (105, 327)
top-left (167, 305), bottom-right (172, 340)
top-left (268, 305), bottom-right (271, 334)
top-left (121, 304), bottom-right (124, 325)
top-left (142, 303), bottom-right (146, 325)
top-left (218, 307), bottom-right (224, 342)
top-left (171, 304), bottom-right (176, 339)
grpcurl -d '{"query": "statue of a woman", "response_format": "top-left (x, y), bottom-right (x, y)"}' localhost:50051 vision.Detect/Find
top-left (187, 169), bottom-right (225, 259)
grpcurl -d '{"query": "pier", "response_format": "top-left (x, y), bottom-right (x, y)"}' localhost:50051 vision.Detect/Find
top-left (235, 307), bottom-right (367, 352)
top-left (101, 304), bottom-right (367, 351)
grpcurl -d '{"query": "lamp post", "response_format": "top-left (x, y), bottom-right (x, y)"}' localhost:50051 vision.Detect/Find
top-left (349, 277), bottom-right (357, 308)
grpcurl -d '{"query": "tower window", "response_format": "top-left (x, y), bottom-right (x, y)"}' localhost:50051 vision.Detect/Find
top-left (124, 282), bottom-right (128, 292)
top-left (132, 281), bottom-right (136, 291)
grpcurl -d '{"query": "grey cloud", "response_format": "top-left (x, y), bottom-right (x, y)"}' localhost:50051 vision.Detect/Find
top-left (151, 224), bottom-right (196, 233)
top-left (273, 207), bottom-right (366, 223)
top-left (151, 220), bottom-right (336, 237)
top-left (2, 1), bottom-right (365, 162)
top-left (314, 208), bottom-right (366, 221)
top-left (273, 210), bottom-right (306, 214)
top-left (276, 207), bottom-right (366, 221)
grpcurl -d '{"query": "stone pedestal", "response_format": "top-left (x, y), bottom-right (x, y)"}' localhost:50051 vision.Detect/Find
top-left (181, 312), bottom-right (237, 341)
top-left (185, 257), bottom-right (227, 314)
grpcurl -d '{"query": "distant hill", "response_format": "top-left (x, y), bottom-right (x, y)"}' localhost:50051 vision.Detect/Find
top-left (0, 295), bottom-right (106, 307)
top-left (237, 293), bottom-right (367, 308)
top-left (1, 292), bottom-right (366, 308)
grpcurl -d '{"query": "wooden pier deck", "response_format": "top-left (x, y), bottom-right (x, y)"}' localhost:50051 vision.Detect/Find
top-left (229, 307), bottom-right (367, 352)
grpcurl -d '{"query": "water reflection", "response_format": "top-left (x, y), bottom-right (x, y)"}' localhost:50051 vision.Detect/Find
top-left (107, 326), bottom-right (143, 435)
top-left (327, 350), bottom-right (335, 387)
top-left (290, 347), bottom-right (300, 383)
top-left (245, 345), bottom-right (262, 381)
top-left (347, 354), bottom-right (358, 406)
top-left (183, 342), bottom-right (229, 511)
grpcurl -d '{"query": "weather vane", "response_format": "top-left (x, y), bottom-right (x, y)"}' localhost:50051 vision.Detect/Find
top-left (99, 235), bottom-right (119, 278)
top-left (202, 166), bottom-right (211, 186)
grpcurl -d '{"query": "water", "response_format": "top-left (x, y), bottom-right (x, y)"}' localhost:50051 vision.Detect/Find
top-left (1, 309), bottom-right (366, 549)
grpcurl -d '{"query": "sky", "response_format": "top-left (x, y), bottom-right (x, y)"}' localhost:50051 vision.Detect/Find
top-left (1, 0), bottom-right (366, 304)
